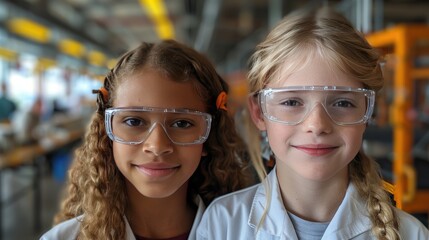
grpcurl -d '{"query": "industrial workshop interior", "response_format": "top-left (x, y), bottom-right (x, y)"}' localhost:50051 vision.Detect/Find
top-left (0, 0), bottom-right (428, 239)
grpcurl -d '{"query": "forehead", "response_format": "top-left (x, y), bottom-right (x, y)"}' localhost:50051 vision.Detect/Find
top-left (269, 50), bottom-right (363, 89)
top-left (114, 68), bottom-right (206, 111)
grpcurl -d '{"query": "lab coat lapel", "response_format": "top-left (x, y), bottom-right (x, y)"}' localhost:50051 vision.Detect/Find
top-left (248, 169), bottom-right (299, 240)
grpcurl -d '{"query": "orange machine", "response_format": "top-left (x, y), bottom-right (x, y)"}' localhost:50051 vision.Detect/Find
top-left (366, 25), bottom-right (429, 213)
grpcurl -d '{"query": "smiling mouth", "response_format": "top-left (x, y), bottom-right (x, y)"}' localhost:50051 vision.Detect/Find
top-left (293, 145), bottom-right (338, 156)
top-left (134, 165), bottom-right (180, 178)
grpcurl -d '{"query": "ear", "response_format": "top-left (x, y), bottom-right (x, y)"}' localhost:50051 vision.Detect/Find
top-left (247, 95), bottom-right (267, 131)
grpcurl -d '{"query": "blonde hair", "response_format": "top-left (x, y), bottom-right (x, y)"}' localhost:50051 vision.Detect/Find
top-left (247, 7), bottom-right (399, 239)
top-left (53, 40), bottom-right (255, 239)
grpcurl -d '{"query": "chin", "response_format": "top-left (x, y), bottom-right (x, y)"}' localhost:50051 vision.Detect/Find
top-left (138, 187), bottom-right (178, 199)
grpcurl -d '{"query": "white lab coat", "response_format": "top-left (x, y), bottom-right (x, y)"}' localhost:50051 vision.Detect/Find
top-left (197, 169), bottom-right (429, 240)
top-left (40, 195), bottom-right (205, 240)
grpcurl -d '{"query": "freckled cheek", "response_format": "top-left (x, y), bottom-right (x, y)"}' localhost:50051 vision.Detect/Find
top-left (267, 126), bottom-right (293, 143)
top-left (266, 129), bottom-right (293, 158)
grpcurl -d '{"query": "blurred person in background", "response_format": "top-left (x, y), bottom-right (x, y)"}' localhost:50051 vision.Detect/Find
top-left (13, 96), bottom-right (43, 145)
top-left (0, 81), bottom-right (17, 123)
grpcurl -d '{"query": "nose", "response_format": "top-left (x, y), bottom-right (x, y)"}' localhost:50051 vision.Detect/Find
top-left (301, 103), bottom-right (333, 135)
top-left (142, 123), bottom-right (174, 156)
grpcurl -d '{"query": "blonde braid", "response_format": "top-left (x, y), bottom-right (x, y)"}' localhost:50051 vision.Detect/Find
top-left (350, 151), bottom-right (400, 239)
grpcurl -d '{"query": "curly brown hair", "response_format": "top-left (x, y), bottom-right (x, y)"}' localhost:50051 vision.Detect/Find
top-left (53, 40), bottom-right (255, 239)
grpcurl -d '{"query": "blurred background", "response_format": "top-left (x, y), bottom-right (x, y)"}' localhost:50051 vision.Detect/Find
top-left (0, 0), bottom-right (428, 239)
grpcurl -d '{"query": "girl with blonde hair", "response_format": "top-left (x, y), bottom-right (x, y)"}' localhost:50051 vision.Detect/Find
top-left (40, 39), bottom-right (255, 240)
top-left (197, 7), bottom-right (429, 240)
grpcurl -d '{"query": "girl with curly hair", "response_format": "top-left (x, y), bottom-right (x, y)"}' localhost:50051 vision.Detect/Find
top-left (40, 39), bottom-right (255, 240)
top-left (197, 7), bottom-right (429, 240)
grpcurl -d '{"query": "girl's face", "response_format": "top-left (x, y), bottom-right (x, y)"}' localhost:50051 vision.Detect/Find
top-left (112, 67), bottom-right (206, 198)
top-left (250, 54), bottom-right (366, 183)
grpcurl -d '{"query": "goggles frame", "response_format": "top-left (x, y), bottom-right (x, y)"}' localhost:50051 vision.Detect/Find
top-left (254, 86), bottom-right (375, 126)
top-left (105, 107), bottom-right (212, 145)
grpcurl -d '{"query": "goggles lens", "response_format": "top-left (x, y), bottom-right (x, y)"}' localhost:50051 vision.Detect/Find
top-left (105, 107), bottom-right (212, 145)
top-left (257, 86), bottom-right (375, 125)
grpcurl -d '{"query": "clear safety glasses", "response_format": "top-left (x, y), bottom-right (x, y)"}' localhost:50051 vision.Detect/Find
top-left (255, 86), bottom-right (375, 126)
top-left (105, 107), bottom-right (212, 145)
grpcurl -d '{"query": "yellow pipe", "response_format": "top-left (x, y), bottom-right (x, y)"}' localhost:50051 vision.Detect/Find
top-left (7, 18), bottom-right (51, 43)
top-left (139, 0), bottom-right (175, 39)
top-left (0, 47), bottom-right (17, 62)
top-left (58, 39), bottom-right (86, 58)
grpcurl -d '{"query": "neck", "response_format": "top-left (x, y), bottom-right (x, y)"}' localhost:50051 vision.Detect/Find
top-left (276, 163), bottom-right (349, 222)
top-left (125, 181), bottom-right (196, 238)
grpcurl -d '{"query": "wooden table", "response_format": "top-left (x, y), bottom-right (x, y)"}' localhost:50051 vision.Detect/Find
top-left (0, 129), bottom-right (84, 239)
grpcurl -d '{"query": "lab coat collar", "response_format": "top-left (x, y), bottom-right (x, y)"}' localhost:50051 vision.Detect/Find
top-left (322, 184), bottom-right (371, 239)
top-left (248, 168), bottom-right (372, 239)
top-left (248, 168), bottom-right (295, 238)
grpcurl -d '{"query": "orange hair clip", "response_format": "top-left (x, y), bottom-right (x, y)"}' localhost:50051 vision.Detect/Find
top-left (92, 87), bottom-right (109, 103)
top-left (99, 87), bottom-right (109, 102)
top-left (216, 91), bottom-right (228, 111)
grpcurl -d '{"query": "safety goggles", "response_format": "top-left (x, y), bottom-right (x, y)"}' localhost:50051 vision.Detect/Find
top-left (255, 86), bottom-right (375, 126)
top-left (105, 107), bottom-right (212, 145)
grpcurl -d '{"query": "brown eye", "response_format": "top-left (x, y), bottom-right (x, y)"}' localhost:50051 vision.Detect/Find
top-left (171, 120), bottom-right (193, 129)
top-left (124, 118), bottom-right (145, 127)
